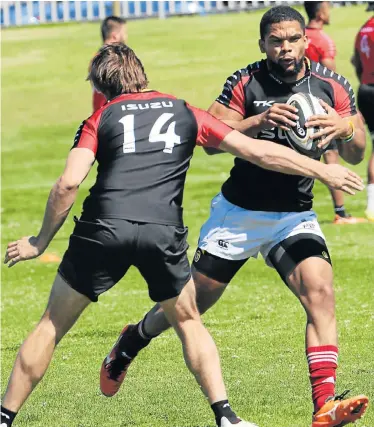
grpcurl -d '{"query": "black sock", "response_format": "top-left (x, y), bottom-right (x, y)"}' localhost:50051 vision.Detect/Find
top-left (334, 205), bottom-right (347, 218)
top-left (211, 400), bottom-right (240, 426)
top-left (117, 320), bottom-right (153, 358)
top-left (1, 406), bottom-right (17, 427)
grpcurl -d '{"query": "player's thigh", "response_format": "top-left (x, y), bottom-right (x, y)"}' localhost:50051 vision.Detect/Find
top-left (135, 223), bottom-right (191, 303)
top-left (58, 217), bottom-right (135, 302)
top-left (42, 273), bottom-right (91, 338)
top-left (263, 210), bottom-right (331, 283)
top-left (192, 248), bottom-right (247, 285)
top-left (358, 83), bottom-right (374, 144)
top-left (267, 231), bottom-right (333, 303)
top-left (287, 256), bottom-right (334, 304)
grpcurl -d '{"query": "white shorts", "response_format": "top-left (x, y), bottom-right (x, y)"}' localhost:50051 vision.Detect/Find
top-left (198, 193), bottom-right (326, 265)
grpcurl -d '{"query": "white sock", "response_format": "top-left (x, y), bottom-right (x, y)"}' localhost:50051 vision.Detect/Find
top-left (367, 184), bottom-right (374, 213)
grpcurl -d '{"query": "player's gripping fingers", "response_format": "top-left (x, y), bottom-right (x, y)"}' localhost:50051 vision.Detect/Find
top-left (268, 112), bottom-right (297, 127)
top-left (311, 126), bottom-right (334, 140)
top-left (272, 103), bottom-right (299, 114)
top-left (270, 105), bottom-right (299, 120)
top-left (306, 115), bottom-right (331, 126)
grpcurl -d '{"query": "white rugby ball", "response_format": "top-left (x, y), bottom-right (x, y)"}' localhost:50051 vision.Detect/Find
top-left (285, 93), bottom-right (327, 158)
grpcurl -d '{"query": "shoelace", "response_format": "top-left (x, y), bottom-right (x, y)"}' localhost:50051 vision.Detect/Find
top-left (327, 389), bottom-right (351, 402)
top-left (107, 354), bottom-right (131, 381)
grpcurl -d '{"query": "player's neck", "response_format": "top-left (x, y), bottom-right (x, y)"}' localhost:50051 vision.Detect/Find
top-left (267, 59), bottom-right (307, 84)
top-left (307, 19), bottom-right (324, 30)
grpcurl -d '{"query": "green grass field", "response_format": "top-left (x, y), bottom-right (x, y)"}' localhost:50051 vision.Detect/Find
top-left (1, 5), bottom-right (374, 427)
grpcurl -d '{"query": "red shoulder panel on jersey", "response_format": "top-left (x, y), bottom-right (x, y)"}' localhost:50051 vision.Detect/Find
top-left (187, 104), bottom-right (232, 148)
top-left (72, 109), bottom-right (103, 155)
top-left (312, 65), bottom-right (356, 117)
top-left (216, 65), bottom-right (259, 117)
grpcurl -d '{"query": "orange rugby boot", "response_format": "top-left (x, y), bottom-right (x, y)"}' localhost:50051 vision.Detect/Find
top-left (312, 390), bottom-right (369, 427)
top-left (333, 214), bottom-right (368, 225)
top-left (100, 325), bottom-right (134, 397)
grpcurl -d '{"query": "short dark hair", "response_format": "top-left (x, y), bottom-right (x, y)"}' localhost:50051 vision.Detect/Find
top-left (101, 16), bottom-right (126, 42)
top-left (260, 6), bottom-right (306, 40)
top-left (304, 2), bottom-right (323, 21)
top-left (88, 43), bottom-right (148, 100)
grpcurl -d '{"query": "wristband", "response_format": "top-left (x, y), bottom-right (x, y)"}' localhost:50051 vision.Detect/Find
top-left (340, 121), bottom-right (355, 143)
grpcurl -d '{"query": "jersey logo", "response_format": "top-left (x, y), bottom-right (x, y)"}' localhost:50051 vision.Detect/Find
top-left (217, 239), bottom-right (229, 249)
top-left (253, 100), bottom-right (275, 107)
top-left (121, 101), bottom-right (173, 111)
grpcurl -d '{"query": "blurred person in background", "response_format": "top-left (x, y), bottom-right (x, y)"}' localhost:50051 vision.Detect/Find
top-left (305, 1), bottom-right (367, 224)
top-left (351, 1), bottom-right (374, 221)
top-left (90, 16), bottom-right (128, 112)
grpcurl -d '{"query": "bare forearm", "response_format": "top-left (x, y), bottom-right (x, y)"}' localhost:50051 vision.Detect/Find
top-left (203, 116), bottom-right (263, 155)
top-left (338, 128), bottom-right (366, 165)
top-left (224, 115), bottom-right (263, 137)
top-left (36, 178), bottom-right (78, 250)
top-left (220, 132), bottom-right (325, 180)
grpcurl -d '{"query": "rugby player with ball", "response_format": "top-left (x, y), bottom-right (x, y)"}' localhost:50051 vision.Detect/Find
top-left (102, 6), bottom-right (369, 427)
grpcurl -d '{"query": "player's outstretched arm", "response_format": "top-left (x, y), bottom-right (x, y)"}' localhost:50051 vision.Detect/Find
top-left (4, 148), bottom-right (95, 268)
top-left (219, 129), bottom-right (364, 195)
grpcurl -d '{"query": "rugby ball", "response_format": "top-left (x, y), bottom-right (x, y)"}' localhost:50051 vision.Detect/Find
top-left (285, 93), bottom-right (327, 158)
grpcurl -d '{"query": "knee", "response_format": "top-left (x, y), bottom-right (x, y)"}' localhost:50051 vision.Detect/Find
top-left (37, 311), bottom-right (66, 345)
top-left (300, 278), bottom-right (336, 316)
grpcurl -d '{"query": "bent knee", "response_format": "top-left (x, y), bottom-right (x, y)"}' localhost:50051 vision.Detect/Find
top-left (301, 280), bottom-right (335, 313)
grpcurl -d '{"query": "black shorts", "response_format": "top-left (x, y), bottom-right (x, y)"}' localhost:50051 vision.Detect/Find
top-left (58, 217), bottom-right (191, 302)
top-left (358, 83), bottom-right (374, 142)
top-left (192, 233), bottom-right (331, 285)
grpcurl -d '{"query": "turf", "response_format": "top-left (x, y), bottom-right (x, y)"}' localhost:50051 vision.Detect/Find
top-left (1, 5), bottom-right (373, 427)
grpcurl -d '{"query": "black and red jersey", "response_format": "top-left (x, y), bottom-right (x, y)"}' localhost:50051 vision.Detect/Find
top-left (354, 17), bottom-right (374, 85)
top-left (73, 91), bottom-right (231, 226)
top-left (216, 59), bottom-right (356, 212)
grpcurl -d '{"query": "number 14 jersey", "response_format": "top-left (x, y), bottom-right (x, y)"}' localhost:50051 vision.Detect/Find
top-left (73, 91), bottom-right (231, 226)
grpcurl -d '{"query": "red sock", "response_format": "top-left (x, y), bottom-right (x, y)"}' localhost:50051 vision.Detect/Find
top-left (306, 345), bottom-right (338, 413)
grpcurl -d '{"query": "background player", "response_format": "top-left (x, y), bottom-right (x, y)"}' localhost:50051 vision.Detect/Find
top-left (352, 1), bottom-right (374, 220)
top-left (2, 43), bottom-right (361, 427)
top-left (105, 7), bottom-right (369, 427)
top-left (305, 1), bottom-right (366, 224)
top-left (90, 16), bottom-right (128, 112)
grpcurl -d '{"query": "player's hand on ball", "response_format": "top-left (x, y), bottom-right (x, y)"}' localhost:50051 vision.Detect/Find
top-left (259, 103), bottom-right (299, 131)
top-left (306, 100), bottom-right (352, 147)
top-left (4, 236), bottom-right (44, 268)
top-left (321, 164), bottom-right (364, 195)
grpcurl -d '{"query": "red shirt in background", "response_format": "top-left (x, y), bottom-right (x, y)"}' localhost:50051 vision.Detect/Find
top-left (354, 17), bottom-right (374, 84)
top-left (92, 89), bottom-right (107, 112)
top-left (89, 52), bottom-right (108, 112)
top-left (305, 27), bottom-right (336, 63)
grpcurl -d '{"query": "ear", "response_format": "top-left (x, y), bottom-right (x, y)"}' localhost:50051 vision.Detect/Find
top-left (259, 39), bottom-right (266, 53)
top-left (304, 35), bottom-right (309, 49)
